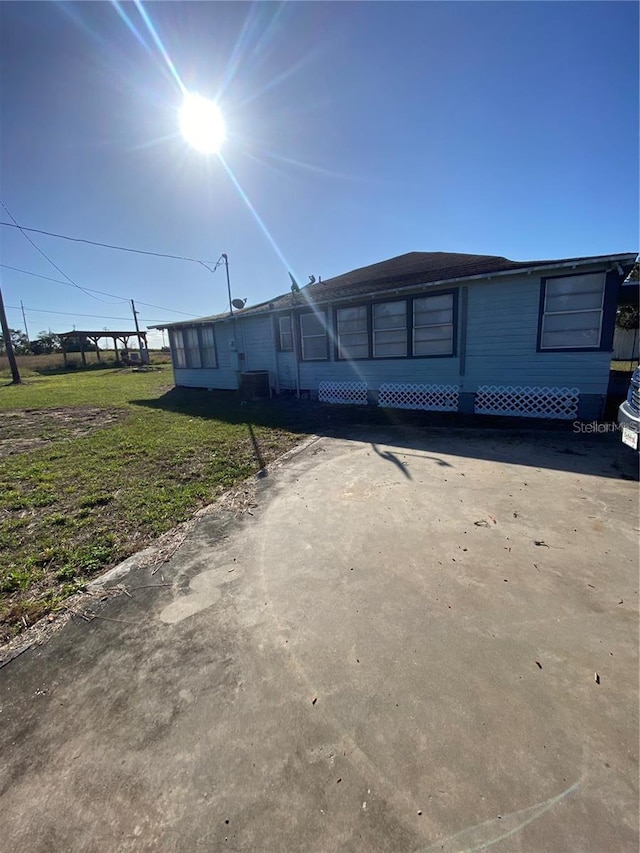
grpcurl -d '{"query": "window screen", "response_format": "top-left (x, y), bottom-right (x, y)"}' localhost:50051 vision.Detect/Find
top-left (540, 274), bottom-right (605, 349)
top-left (337, 306), bottom-right (368, 359)
top-left (413, 293), bottom-right (454, 356)
top-left (373, 301), bottom-right (407, 358)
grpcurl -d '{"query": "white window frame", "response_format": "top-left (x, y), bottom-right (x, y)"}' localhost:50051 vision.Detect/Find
top-left (373, 300), bottom-right (407, 358)
top-left (336, 305), bottom-right (369, 360)
top-left (200, 326), bottom-right (217, 368)
top-left (171, 329), bottom-right (186, 368)
top-left (539, 273), bottom-right (605, 350)
top-left (300, 312), bottom-right (328, 361)
top-left (278, 316), bottom-right (293, 352)
top-left (412, 293), bottom-right (455, 357)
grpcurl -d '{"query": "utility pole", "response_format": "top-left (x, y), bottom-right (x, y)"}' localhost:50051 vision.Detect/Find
top-left (20, 300), bottom-right (30, 345)
top-left (0, 284), bottom-right (21, 384)
top-left (221, 253), bottom-right (233, 315)
top-left (130, 299), bottom-right (147, 363)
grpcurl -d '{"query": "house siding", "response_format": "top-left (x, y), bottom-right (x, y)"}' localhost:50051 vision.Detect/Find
top-left (463, 275), bottom-right (612, 394)
top-left (277, 350), bottom-right (298, 390)
top-left (165, 260), bottom-right (621, 418)
top-left (173, 323), bottom-right (239, 390)
top-left (241, 316), bottom-right (277, 373)
top-left (298, 357), bottom-right (461, 389)
top-left (238, 315), bottom-right (280, 391)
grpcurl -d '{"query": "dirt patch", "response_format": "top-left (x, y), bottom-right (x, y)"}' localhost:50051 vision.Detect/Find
top-left (0, 407), bottom-right (127, 458)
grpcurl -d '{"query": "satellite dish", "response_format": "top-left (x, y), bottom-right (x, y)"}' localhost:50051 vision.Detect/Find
top-left (232, 298), bottom-right (247, 310)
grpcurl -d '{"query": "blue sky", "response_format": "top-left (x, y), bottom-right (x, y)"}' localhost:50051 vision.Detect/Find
top-left (0, 1), bottom-right (637, 346)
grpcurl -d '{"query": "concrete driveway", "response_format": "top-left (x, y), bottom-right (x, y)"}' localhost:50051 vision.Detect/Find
top-left (1, 427), bottom-right (638, 852)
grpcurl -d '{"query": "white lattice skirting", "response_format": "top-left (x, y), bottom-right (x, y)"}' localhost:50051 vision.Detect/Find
top-left (474, 386), bottom-right (580, 419)
top-left (378, 383), bottom-right (460, 412)
top-left (318, 381), bottom-right (368, 405)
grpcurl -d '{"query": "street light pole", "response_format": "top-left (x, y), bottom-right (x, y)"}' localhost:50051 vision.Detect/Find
top-left (221, 253), bottom-right (233, 315)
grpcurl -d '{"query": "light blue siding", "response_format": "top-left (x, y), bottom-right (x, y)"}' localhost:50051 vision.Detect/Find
top-left (277, 351), bottom-right (297, 390)
top-left (299, 357), bottom-right (461, 389)
top-left (173, 323), bottom-right (238, 390)
top-left (239, 315), bottom-right (285, 392)
top-left (241, 316), bottom-right (277, 374)
top-left (463, 275), bottom-right (611, 394)
top-left (167, 263), bottom-right (615, 402)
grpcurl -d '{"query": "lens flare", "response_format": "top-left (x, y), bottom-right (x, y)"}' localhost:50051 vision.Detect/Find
top-left (180, 94), bottom-right (226, 154)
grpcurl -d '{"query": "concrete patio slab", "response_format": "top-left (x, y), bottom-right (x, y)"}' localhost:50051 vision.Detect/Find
top-left (1, 428), bottom-right (638, 852)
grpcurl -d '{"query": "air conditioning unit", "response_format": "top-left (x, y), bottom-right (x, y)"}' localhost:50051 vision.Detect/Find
top-left (240, 371), bottom-right (271, 401)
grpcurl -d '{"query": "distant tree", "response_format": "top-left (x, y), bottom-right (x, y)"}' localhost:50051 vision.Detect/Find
top-left (30, 331), bottom-right (62, 355)
top-left (617, 263), bottom-right (639, 330)
top-left (0, 328), bottom-right (30, 355)
top-left (617, 303), bottom-right (639, 331)
top-left (59, 334), bottom-right (97, 353)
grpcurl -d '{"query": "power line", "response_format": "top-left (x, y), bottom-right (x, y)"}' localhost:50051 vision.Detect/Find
top-left (0, 262), bottom-right (128, 301)
top-left (0, 262), bottom-right (199, 317)
top-left (133, 298), bottom-right (199, 315)
top-left (0, 219), bottom-right (218, 271)
top-left (5, 304), bottom-right (160, 323)
top-left (0, 202), bottom-right (122, 304)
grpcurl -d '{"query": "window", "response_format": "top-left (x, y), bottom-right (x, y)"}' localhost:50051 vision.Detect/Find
top-left (171, 329), bottom-right (186, 368)
top-left (200, 326), bottom-right (217, 367)
top-left (373, 301), bottom-right (407, 358)
top-left (337, 306), bottom-right (368, 359)
top-left (278, 316), bottom-right (293, 351)
top-left (540, 273), bottom-right (605, 349)
top-left (185, 327), bottom-right (201, 367)
top-left (413, 293), bottom-right (454, 356)
top-left (300, 312), bottom-right (327, 360)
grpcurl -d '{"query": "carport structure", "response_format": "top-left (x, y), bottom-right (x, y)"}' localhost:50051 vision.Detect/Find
top-left (58, 330), bottom-right (148, 366)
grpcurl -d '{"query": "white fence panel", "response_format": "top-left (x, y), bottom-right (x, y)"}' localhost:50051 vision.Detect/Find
top-left (318, 381), bottom-right (368, 405)
top-left (378, 383), bottom-right (460, 412)
top-left (613, 327), bottom-right (639, 361)
top-left (474, 386), bottom-right (580, 419)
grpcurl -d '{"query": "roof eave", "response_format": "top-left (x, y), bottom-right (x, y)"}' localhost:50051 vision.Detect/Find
top-left (150, 252), bottom-right (638, 328)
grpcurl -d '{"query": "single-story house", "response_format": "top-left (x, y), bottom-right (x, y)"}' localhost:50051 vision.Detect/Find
top-left (154, 250), bottom-right (637, 420)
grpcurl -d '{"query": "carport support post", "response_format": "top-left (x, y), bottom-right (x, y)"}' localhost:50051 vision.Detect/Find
top-left (80, 336), bottom-right (86, 366)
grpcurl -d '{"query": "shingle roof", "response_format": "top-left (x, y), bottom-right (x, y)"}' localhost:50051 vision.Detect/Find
top-left (154, 250), bottom-right (637, 328)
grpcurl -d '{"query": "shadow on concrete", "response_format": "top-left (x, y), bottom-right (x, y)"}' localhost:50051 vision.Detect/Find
top-left (130, 388), bottom-right (639, 482)
top-left (371, 442), bottom-right (413, 479)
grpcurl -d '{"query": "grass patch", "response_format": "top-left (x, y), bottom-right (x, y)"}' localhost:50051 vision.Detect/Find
top-left (0, 366), bottom-right (306, 641)
top-left (0, 350), bottom-right (171, 381)
top-left (1, 363), bottom-right (501, 641)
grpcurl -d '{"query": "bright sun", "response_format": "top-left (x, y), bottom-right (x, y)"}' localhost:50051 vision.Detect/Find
top-left (179, 93), bottom-right (226, 154)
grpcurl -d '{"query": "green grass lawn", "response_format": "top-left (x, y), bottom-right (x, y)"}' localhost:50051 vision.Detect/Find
top-left (0, 366), bottom-right (305, 641)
